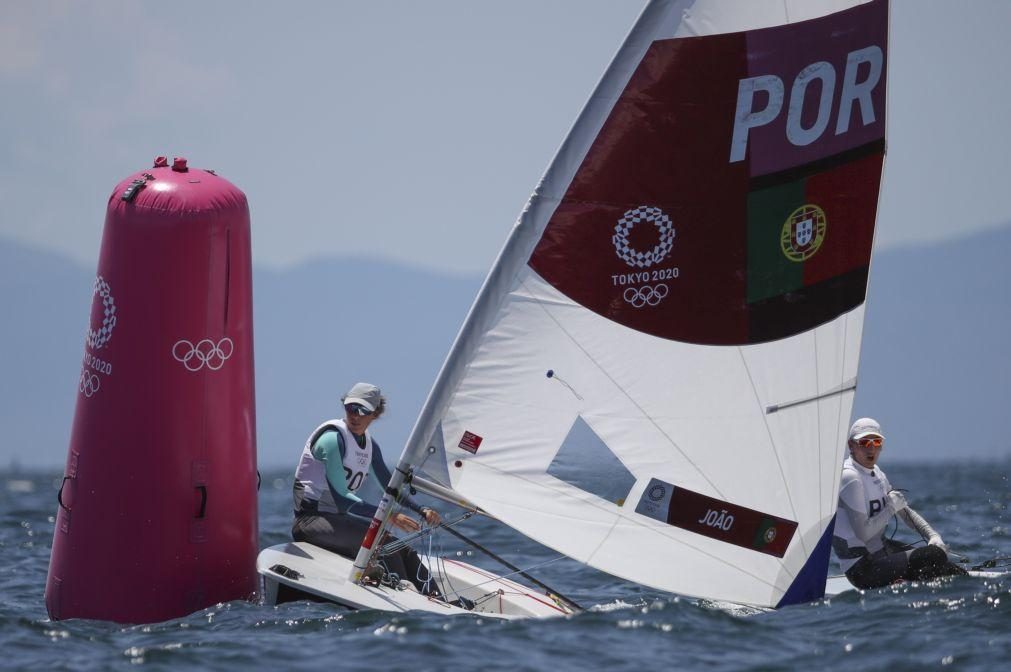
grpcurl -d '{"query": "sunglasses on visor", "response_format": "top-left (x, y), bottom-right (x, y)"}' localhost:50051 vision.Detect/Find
top-left (344, 403), bottom-right (372, 417)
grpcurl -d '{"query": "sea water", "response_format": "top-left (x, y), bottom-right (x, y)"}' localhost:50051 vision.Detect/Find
top-left (2, 461), bottom-right (1008, 671)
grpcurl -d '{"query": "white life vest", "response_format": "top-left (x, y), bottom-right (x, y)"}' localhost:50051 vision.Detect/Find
top-left (293, 418), bottom-right (373, 513)
top-left (833, 456), bottom-right (893, 571)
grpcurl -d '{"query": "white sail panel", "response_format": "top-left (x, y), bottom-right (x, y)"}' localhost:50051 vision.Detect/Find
top-left (432, 273), bottom-right (862, 605)
top-left (400, 0), bottom-right (888, 608)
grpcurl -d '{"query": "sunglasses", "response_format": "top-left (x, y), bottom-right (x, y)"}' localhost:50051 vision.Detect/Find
top-left (856, 437), bottom-right (883, 448)
top-left (344, 403), bottom-right (373, 417)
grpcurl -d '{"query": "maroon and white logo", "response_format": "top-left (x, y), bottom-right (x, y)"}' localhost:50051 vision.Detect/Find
top-left (611, 206), bottom-right (676, 309)
top-left (78, 369), bottom-right (101, 398)
top-left (458, 431), bottom-right (483, 455)
top-left (612, 206), bottom-right (675, 269)
top-left (623, 284), bottom-right (669, 308)
top-left (86, 276), bottom-right (117, 351)
top-left (172, 337), bottom-right (234, 372)
top-left (80, 275), bottom-right (117, 399)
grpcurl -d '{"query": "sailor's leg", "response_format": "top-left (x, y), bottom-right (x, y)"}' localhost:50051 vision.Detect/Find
top-left (292, 512), bottom-right (372, 558)
top-left (907, 545), bottom-right (969, 580)
top-left (845, 550), bottom-right (911, 589)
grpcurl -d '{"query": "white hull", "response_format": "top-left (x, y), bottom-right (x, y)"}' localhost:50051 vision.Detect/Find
top-left (257, 542), bottom-right (572, 619)
top-left (824, 569), bottom-right (1005, 597)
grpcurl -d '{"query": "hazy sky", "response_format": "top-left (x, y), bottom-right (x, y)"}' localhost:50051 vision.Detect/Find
top-left (2, 1), bottom-right (1010, 275)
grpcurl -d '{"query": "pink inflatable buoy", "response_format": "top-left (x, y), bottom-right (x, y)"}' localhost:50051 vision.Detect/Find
top-left (45, 157), bottom-right (258, 623)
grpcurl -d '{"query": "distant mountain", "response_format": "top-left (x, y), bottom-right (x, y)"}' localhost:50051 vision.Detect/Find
top-left (1, 240), bottom-right (94, 468)
top-left (2, 225), bottom-right (1009, 469)
top-left (853, 225), bottom-right (1011, 461)
top-left (0, 238), bottom-right (481, 469)
top-left (252, 258), bottom-right (481, 468)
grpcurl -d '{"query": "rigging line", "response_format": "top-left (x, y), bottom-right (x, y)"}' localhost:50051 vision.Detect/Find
top-left (420, 523), bottom-right (435, 595)
top-left (437, 555), bottom-right (569, 603)
top-left (437, 554), bottom-right (464, 606)
top-left (467, 458), bottom-right (795, 589)
top-left (517, 276), bottom-right (724, 497)
top-left (431, 536), bottom-right (463, 602)
top-left (425, 530), bottom-right (457, 603)
top-left (433, 539), bottom-right (454, 602)
top-left (379, 512), bottom-right (476, 556)
top-left (734, 346), bottom-right (808, 558)
top-left (547, 370), bottom-right (584, 400)
top-left (439, 524), bottom-right (582, 611)
top-left (428, 534), bottom-right (447, 599)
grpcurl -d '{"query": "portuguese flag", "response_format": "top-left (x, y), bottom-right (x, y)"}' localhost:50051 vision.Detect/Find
top-left (752, 516), bottom-right (788, 555)
top-left (745, 148), bottom-right (882, 343)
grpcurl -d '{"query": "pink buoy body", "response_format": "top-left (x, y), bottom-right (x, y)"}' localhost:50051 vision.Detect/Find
top-left (45, 159), bottom-right (258, 623)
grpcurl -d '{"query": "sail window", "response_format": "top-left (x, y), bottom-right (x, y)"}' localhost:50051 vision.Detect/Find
top-left (547, 416), bottom-right (636, 506)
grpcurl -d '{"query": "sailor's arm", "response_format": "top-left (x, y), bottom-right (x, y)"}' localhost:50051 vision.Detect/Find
top-left (897, 503), bottom-right (946, 548)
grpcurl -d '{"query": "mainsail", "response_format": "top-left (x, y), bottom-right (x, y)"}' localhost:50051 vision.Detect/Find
top-left (387, 0), bottom-right (888, 608)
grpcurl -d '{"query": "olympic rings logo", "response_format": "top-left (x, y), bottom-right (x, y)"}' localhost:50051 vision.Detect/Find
top-left (79, 369), bottom-right (101, 397)
top-left (612, 206), bottom-right (675, 269)
top-left (623, 284), bottom-right (669, 308)
top-left (86, 276), bottom-right (117, 350)
top-left (172, 337), bottom-right (234, 372)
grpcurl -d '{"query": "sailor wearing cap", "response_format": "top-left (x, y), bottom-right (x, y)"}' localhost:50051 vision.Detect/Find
top-left (833, 418), bottom-right (966, 589)
top-left (291, 382), bottom-right (442, 594)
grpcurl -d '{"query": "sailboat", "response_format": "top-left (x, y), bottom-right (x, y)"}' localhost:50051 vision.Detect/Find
top-left (258, 0), bottom-right (890, 616)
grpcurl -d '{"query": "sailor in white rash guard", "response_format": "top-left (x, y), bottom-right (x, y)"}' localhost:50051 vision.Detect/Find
top-left (833, 418), bottom-right (966, 589)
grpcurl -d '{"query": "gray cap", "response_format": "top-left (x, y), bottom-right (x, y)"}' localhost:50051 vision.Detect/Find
top-left (344, 382), bottom-right (381, 413)
top-left (848, 417), bottom-right (884, 442)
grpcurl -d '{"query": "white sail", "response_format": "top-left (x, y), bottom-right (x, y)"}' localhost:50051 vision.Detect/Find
top-left (400, 0), bottom-right (888, 608)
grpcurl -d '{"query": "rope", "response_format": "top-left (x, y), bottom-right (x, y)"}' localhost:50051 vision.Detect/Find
top-left (370, 461), bottom-right (580, 611)
top-left (435, 556), bottom-right (568, 603)
top-left (439, 524), bottom-right (582, 611)
top-left (374, 509), bottom-right (580, 611)
top-left (377, 511), bottom-right (476, 556)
